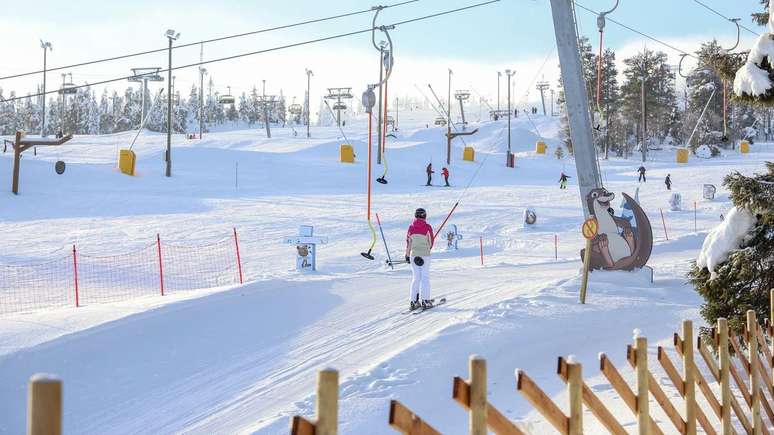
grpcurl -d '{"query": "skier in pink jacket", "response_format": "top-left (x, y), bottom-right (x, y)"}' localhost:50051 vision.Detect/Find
top-left (405, 208), bottom-right (434, 310)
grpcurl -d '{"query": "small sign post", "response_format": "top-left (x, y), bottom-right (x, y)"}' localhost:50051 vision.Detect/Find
top-left (579, 217), bottom-right (598, 304)
top-left (283, 226), bottom-right (328, 272)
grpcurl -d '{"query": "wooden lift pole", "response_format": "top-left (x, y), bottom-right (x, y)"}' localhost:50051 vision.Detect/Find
top-left (12, 131), bottom-right (72, 195)
top-left (447, 128), bottom-right (478, 165)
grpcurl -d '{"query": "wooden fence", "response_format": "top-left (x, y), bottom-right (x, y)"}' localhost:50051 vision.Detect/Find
top-left (21, 291), bottom-right (774, 434)
top-left (290, 289), bottom-right (774, 434)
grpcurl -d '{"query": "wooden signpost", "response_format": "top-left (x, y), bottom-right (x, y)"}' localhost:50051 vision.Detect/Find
top-left (579, 217), bottom-right (598, 304)
top-left (11, 131), bottom-right (73, 194)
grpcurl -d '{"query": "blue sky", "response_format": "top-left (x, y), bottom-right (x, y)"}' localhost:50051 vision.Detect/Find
top-left (0, 0), bottom-right (765, 106)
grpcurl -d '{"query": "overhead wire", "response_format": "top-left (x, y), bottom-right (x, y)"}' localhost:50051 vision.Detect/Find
top-left (690, 0), bottom-right (759, 36)
top-left (573, 1), bottom-right (698, 59)
top-left (0, 0), bottom-right (420, 81)
top-left (2, 0), bottom-right (501, 103)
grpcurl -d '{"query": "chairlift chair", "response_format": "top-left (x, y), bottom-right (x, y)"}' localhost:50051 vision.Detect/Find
top-left (433, 116), bottom-right (447, 126)
top-left (219, 86), bottom-right (235, 105)
top-left (289, 103), bottom-right (303, 115)
top-left (59, 83), bottom-right (77, 95)
top-left (333, 103), bottom-right (347, 111)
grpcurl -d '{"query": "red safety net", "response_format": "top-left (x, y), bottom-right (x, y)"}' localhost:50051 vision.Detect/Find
top-left (0, 231), bottom-right (243, 316)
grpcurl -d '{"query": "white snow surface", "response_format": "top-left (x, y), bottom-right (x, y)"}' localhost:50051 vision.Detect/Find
top-left (0, 110), bottom-right (772, 433)
top-left (697, 206), bottom-right (756, 279)
top-left (734, 61), bottom-right (773, 97)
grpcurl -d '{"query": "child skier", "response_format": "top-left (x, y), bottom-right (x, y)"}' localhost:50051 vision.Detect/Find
top-left (426, 163), bottom-right (434, 186)
top-left (637, 165), bottom-right (647, 183)
top-left (442, 167), bottom-right (450, 187)
top-left (405, 208), bottom-right (434, 310)
top-left (665, 174), bottom-right (672, 190)
top-left (558, 172), bottom-right (570, 189)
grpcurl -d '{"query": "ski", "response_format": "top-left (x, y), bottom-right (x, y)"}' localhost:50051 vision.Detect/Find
top-left (401, 297), bottom-right (446, 315)
top-left (413, 297), bottom-right (447, 314)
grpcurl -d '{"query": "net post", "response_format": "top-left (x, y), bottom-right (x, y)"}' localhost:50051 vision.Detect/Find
top-left (157, 233), bottom-right (164, 296)
top-left (72, 244), bottom-right (79, 308)
top-left (233, 227), bottom-right (243, 284)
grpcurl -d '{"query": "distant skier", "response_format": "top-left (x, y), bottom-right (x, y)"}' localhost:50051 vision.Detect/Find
top-left (637, 165), bottom-right (647, 183)
top-left (665, 174), bottom-right (672, 191)
top-left (426, 163), bottom-right (434, 186)
top-left (558, 172), bottom-right (570, 189)
top-left (405, 208), bottom-right (434, 310)
top-left (442, 167), bottom-right (450, 187)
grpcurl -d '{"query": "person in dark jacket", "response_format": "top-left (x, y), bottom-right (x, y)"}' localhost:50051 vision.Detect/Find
top-left (558, 172), bottom-right (570, 189)
top-left (665, 174), bottom-right (672, 190)
top-left (442, 167), bottom-right (450, 187)
top-left (426, 163), bottom-right (434, 186)
top-left (637, 166), bottom-right (646, 183)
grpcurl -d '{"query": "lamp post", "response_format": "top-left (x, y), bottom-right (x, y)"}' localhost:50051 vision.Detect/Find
top-left (40, 40), bottom-right (52, 137)
top-left (199, 67), bottom-right (206, 140)
top-left (165, 29), bottom-right (180, 177)
top-left (305, 69), bottom-right (313, 138)
top-left (505, 69), bottom-right (515, 165)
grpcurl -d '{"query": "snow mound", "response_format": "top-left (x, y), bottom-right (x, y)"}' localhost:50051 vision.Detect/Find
top-left (696, 206), bottom-right (756, 279)
top-left (695, 145), bottom-right (713, 159)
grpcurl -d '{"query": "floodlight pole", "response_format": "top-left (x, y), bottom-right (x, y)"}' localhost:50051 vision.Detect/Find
top-left (506, 70), bottom-right (513, 162)
top-left (165, 31), bottom-right (178, 177)
top-left (305, 69), bottom-right (313, 138)
top-left (199, 67), bottom-right (206, 139)
top-left (549, 0), bottom-right (601, 217)
top-left (447, 68), bottom-right (452, 165)
top-left (40, 41), bottom-right (52, 137)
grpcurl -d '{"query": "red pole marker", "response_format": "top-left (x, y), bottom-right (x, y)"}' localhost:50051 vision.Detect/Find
top-left (157, 234), bottom-right (165, 296)
top-left (660, 209), bottom-right (669, 241)
top-left (233, 228), bottom-right (244, 284)
top-left (72, 245), bottom-right (79, 308)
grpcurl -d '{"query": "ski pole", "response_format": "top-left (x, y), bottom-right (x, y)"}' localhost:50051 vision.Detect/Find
top-left (376, 213), bottom-right (393, 270)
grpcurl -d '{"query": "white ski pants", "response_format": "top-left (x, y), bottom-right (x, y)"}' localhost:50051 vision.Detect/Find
top-left (410, 257), bottom-right (431, 301)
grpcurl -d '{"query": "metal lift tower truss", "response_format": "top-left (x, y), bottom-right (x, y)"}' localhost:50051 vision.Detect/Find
top-left (324, 87), bottom-right (354, 127)
top-left (454, 90), bottom-right (470, 129)
top-left (128, 67), bottom-right (164, 124)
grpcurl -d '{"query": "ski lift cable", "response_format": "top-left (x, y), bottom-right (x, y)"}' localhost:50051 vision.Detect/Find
top-left (0, 0), bottom-right (420, 81)
top-left (574, 2), bottom-right (698, 59)
top-left (690, 0), bottom-right (759, 37)
top-left (3, 0), bottom-right (501, 103)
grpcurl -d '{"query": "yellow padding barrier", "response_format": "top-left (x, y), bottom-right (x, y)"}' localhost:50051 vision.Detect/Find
top-left (463, 146), bottom-right (475, 162)
top-left (119, 149), bottom-right (136, 176)
top-left (535, 141), bottom-right (547, 154)
top-left (340, 144), bottom-right (354, 163)
top-left (740, 140), bottom-right (750, 154)
top-left (676, 148), bottom-right (689, 164)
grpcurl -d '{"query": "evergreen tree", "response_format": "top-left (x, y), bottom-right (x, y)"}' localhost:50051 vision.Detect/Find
top-left (619, 48), bottom-right (680, 148)
top-left (753, 0), bottom-right (769, 27)
top-left (689, 162), bottom-right (774, 333)
top-left (683, 41), bottom-right (728, 149)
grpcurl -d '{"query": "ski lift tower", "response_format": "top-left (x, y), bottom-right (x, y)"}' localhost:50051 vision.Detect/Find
top-left (128, 68), bottom-right (164, 124)
top-left (454, 90), bottom-right (470, 130)
top-left (324, 87), bottom-right (353, 127)
top-left (536, 80), bottom-right (550, 115)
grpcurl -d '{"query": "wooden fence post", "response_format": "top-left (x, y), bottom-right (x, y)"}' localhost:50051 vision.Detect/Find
top-left (682, 320), bottom-right (697, 435)
top-left (27, 374), bottom-right (62, 435)
top-left (470, 356), bottom-right (487, 435)
top-left (636, 335), bottom-right (650, 435)
top-left (317, 369), bottom-right (338, 435)
top-left (567, 360), bottom-right (582, 435)
top-left (748, 310), bottom-right (762, 435)
top-left (717, 318), bottom-right (732, 435)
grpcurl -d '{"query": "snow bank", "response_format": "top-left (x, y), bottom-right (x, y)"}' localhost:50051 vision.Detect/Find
top-left (734, 62), bottom-right (772, 97)
top-left (696, 207), bottom-right (756, 278)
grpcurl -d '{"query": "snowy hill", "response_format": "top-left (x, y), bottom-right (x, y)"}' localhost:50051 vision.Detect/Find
top-left (0, 113), bottom-right (769, 433)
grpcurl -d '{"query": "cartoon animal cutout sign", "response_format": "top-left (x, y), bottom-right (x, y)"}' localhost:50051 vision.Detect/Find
top-left (580, 188), bottom-right (653, 271)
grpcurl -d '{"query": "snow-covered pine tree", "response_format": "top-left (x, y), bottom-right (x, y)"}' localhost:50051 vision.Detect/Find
top-left (557, 36), bottom-right (596, 155)
top-left (753, 0), bottom-right (769, 27)
top-left (734, 0), bottom-right (774, 106)
top-left (688, 162), bottom-right (774, 333)
top-left (683, 41), bottom-right (726, 149)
